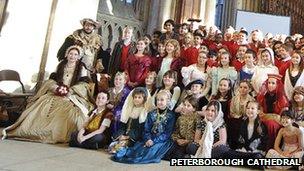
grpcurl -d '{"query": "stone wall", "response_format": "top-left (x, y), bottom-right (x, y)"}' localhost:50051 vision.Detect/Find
top-left (97, 0), bottom-right (145, 50)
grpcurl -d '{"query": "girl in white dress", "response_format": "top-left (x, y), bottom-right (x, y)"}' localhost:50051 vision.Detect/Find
top-left (181, 51), bottom-right (211, 96)
top-left (251, 48), bottom-right (279, 93)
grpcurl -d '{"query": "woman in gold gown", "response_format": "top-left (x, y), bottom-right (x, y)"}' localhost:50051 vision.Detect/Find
top-left (2, 46), bottom-right (94, 143)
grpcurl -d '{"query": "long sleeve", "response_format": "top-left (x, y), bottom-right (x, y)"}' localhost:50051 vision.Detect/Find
top-left (181, 66), bottom-right (193, 86)
top-left (125, 55), bottom-right (131, 75)
top-left (228, 67), bottom-right (238, 83)
top-left (257, 123), bottom-right (268, 152)
top-left (143, 111), bottom-right (154, 142)
top-left (169, 86), bottom-right (181, 110)
top-left (136, 57), bottom-right (152, 85)
top-left (236, 123), bottom-right (246, 150)
top-left (114, 87), bottom-right (130, 113)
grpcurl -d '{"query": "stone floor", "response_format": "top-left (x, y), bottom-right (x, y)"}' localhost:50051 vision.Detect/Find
top-left (0, 139), bottom-right (256, 171)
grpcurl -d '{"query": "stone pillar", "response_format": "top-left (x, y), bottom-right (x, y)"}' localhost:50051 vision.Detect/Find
top-left (158, 0), bottom-right (173, 30)
top-left (192, 0), bottom-right (201, 19)
top-left (199, 0), bottom-right (207, 24)
top-left (146, 0), bottom-right (160, 34)
top-left (221, 0), bottom-right (237, 30)
top-left (204, 0), bottom-right (216, 26)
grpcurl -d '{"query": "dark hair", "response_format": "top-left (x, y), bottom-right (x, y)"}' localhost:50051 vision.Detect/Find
top-left (161, 70), bottom-right (178, 88)
top-left (206, 100), bottom-right (221, 114)
top-left (239, 30), bottom-right (248, 36)
top-left (181, 23), bottom-right (189, 27)
top-left (239, 80), bottom-right (253, 92)
top-left (132, 87), bottom-right (148, 103)
top-left (144, 34), bottom-right (152, 40)
top-left (164, 19), bottom-right (175, 27)
top-left (273, 40), bottom-right (283, 47)
top-left (193, 32), bottom-right (204, 39)
top-left (281, 110), bottom-right (295, 120)
top-left (208, 50), bottom-right (217, 58)
top-left (153, 30), bottom-right (162, 37)
top-left (184, 96), bottom-right (199, 111)
top-left (273, 41), bottom-right (283, 56)
top-left (245, 49), bottom-right (257, 59)
top-left (97, 90), bottom-right (110, 101)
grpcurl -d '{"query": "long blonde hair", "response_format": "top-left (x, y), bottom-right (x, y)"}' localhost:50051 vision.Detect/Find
top-left (165, 39), bottom-right (180, 58)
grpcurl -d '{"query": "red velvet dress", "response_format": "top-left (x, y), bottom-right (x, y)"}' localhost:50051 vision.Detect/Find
top-left (125, 54), bottom-right (152, 86)
top-left (279, 60), bottom-right (291, 78)
top-left (232, 59), bottom-right (245, 72)
top-left (248, 42), bottom-right (264, 54)
top-left (222, 40), bottom-right (239, 60)
top-left (155, 57), bottom-right (185, 87)
top-left (120, 44), bottom-right (131, 71)
top-left (257, 87), bottom-right (289, 150)
top-left (180, 46), bottom-right (199, 66)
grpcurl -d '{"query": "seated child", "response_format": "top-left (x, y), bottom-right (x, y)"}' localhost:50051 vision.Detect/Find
top-left (236, 101), bottom-right (268, 154)
top-left (112, 90), bottom-right (176, 164)
top-left (266, 110), bottom-right (304, 170)
top-left (109, 87), bottom-right (150, 153)
top-left (107, 72), bottom-right (131, 133)
top-left (69, 91), bottom-right (113, 149)
top-left (165, 97), bottom-right (200, 159)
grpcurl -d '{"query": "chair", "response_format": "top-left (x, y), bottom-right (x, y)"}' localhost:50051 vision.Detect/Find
top-left (0, 69), bottom-right (26, 93)
top-left (0, 70), bottom-right (32, 121)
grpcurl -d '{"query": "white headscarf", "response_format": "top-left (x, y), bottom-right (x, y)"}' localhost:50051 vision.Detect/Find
top-left (258, 47), bottom-right (275, 66)
top-left (194, 101), bottom-right (224, 158)
top-left (120, 87), bottom-right (151, 124)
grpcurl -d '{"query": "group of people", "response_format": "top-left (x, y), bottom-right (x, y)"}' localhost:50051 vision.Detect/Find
top-left (1, 17), bottom-right (304, 169)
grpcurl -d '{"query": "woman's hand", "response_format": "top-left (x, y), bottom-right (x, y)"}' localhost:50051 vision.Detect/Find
top-left (145, 139), bottom-right (154, 147)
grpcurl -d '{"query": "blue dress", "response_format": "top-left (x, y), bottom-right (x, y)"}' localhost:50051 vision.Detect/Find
top-left (112, 109), bottom-right (176, 164)
top-left (239, 67), bottom-right (254, 81)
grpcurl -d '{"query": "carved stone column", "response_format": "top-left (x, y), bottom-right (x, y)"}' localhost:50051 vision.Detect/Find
top-left (158, 0), bottom-right (173, 29)
top-left (199, 0), bottom-right (207, 24)
top-left (204, 0), bottom-right (216, 26)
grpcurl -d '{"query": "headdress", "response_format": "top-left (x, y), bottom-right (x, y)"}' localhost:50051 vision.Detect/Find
top-left (80, 18), bottom-right (101, 29)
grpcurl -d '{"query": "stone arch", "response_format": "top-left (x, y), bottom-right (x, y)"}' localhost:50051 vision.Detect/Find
top-left (98, 26), bottom-right (102, 35)
top-left (136, 30), bottom-right (141, 39)
top-left (118, 26), bottom-right (123, 41)
top-left (107, 24), bottom-right (113, 49)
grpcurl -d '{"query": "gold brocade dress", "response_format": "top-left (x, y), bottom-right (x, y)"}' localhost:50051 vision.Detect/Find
top-left (3, 65), bottom-right (94, 143)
